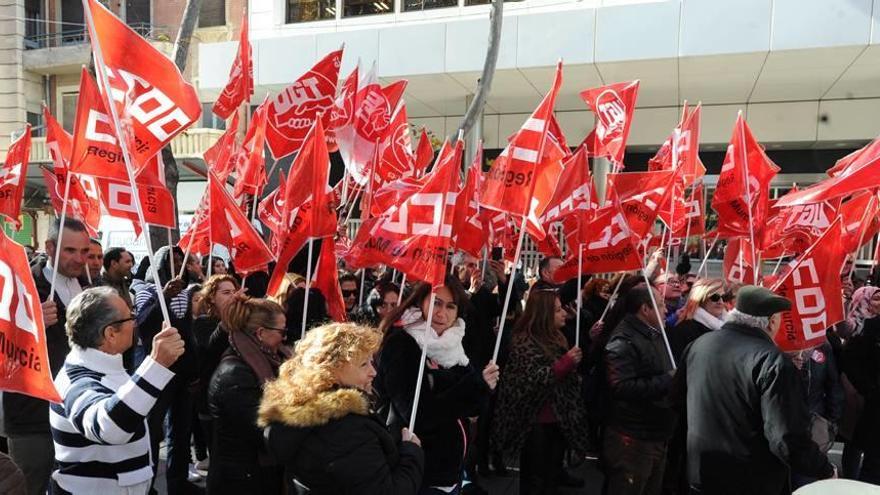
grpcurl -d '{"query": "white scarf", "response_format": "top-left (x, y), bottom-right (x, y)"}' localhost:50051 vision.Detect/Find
top-left (693, 306), bottom-right (725, 331)
top-left (400, 307), bottom-right (470, 368)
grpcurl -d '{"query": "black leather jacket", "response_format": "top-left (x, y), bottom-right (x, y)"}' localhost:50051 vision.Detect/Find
top-left (603, 314), bottom-right (676, 441)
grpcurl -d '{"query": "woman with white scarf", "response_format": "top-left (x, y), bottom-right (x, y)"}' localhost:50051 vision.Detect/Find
top-left (668, 279), bottom-right (728, 363)
top-left (375, 275), bottom-right (500, 495)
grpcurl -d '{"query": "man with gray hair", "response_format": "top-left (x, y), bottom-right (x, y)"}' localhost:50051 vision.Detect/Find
top-left (679, 285), bottom-right (836, 494)
top-left (49, 287), bottom-right (184, 494)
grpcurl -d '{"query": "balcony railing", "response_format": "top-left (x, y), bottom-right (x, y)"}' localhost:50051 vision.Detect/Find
top-left (24, 23), bottom-right (172, 50)
top-left (28, 128), bottom-right (223, 165)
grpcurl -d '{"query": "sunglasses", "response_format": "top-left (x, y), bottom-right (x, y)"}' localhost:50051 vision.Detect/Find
top-left (707, 293), bottom-right (723, 303)
top-left (342, 289), bottom-right (358, 297)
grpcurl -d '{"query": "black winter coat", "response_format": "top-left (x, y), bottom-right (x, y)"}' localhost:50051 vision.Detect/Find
top-left (374, 329), bottom-right (490, 488)
top-left (207, 351), bottom-right (281, 493)
top-left (797, 342), bottom-right (844, 424)
top-left (679, 322), bottom-right (834, 494)
top-left (3, 260), bottom-right (71, 435)
top-left (842, 316), bottom-right (880, 449)
top-left (264, 388), bottom-right (424, 495)
top-left (604, 314), bottom-right (676, 441)
top-left (668, 318), bottom-right (713, 363)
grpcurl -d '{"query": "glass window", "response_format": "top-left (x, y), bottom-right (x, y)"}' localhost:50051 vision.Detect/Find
top-left (61, 92), bottom-right (78, 133)
top-left (27, 111), bottom-right (44, 137)
top-left (402, 0), bottom-right (456, 12)
top-left (201, 103), bottom-right (227, 130)
top-left (288, 0), bottom-right (337, 23)
top-left (200, 0), bottom-right (226, 27)
top-left (464, 0), bottom-right (507, 6)
top-left (343, 0), bottom-right (391, 18)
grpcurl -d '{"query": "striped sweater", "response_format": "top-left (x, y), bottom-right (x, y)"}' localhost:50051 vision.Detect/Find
top-left (50, 346), bottom-right (174, 493)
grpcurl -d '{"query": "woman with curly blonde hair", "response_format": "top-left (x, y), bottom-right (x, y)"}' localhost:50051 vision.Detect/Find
top-left (259, 322), bottom-right (424, 494)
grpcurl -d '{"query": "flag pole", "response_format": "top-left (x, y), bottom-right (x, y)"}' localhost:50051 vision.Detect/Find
top-left (85, 262), bottom-right (93, 286)
top-left (771, 255), bottom-right (786, 277)
top-left (358, 269), bottom-right (366, 307)
top-left (640, 269), bottom-right (676, 370)
top-left (662, 129), bottom-right (681, 297)
top-left (598, 272), bottom-right (625, 323)
top-left (300, 238), bottom-right (314, 338)
top-left (178, 237), bottom-right (192, 279)
top-left (491, 215), bottom-right (528, 363)
top-left (167, 228), bottom-right (175, 276)
top-left (409, 291), bottom-right (436, 433)
top-left (697, 234), bottom-right (720, 277)
top-left (82, 0), bottom-right (171, 324)
top-left (738, 116), bottom-right (759, 282)
top-left (575, 243), bottom-right (584, 348)
top-left (398, 273), bottom-right (407, 306)
top-left (207, 244), bottom-right (213, 278)
top-left (48, 173), bottom-right (73, 302)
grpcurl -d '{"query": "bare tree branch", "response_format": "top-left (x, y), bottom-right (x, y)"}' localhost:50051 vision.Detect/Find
top-left (453, 0), bottom-right (503, 144)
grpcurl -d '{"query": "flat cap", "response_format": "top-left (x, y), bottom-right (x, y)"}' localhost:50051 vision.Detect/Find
top-left (735, 285), bottom-right (791, 317)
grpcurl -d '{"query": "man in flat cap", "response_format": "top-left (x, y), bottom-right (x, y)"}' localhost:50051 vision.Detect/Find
top-left (677, 285), bottom-right (836, 494)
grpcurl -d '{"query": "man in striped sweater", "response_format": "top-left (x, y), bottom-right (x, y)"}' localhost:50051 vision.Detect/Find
top-left (49, 286), bottom-right (185, 494)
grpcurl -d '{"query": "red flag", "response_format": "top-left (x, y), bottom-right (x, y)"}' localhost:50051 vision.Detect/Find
top-left (266, 201), bottom-right (314, 295)
top-left (375, 102), bottom-right (415, 185)
top-left (482, 62), bottom-right (563, 218)
top-left (326, 66), bottom-right (358, 154)
top-left (772, 219), bottom-right (847, 352)
top-left (760, 190), bottom-right (836, 258)
top-left (552, 203), bottom-right (642, 282)
top-left (722, 237), bottom-right (756, 285)
top-left (453, 151), bottom-right (488, 258)
top-left (524, 135), bottom-right (568, 240)
top-left (649, 104), bottom-right (705, 187)
top-left (204, 113), bottom-right (240, 182)
top-left (779, 137), bottom-right (880, 206)
top-left (43, 107), bottom-right (101, 236)
top-left (208, 173), bottom-right (274, 273)
top-left (669, 184), bottom-right (705, 239)
top-left (212, 7), bottom-right (252, 119)
top-left (281, 118), bottom-right (336, 239)
top-left (265, 49), bottom-right (343, 159)
top-left (0, 230), bottom-right (61, 403)
top-left (346, 140), bottom-right (462, 287)
top-left (232, 98), bottom-right (269, 198)
top-left (840, 191), bottom-right (880, 253)
top-left (68, 68), bottom-right (151, 181)
top-left (607, 170), bottom-right (675, 238)
top-left (337, 67), bottom-right (408, 185)
top-left (257, 170), bottom-right (287, 235)
top-left (313, 239), bottom-right (347, 323)
top-left (538, 145), bottom-right (597, 225)
top-left (413, 128), bottom-right (434, 177)
top-left (580, 80), bottom-right (639, 166)
top-left (95, 157), bottom-right (177, 235)
top-left (712, 113), bottom-right (779, 239)
top-left (179, 191), bottom-right (211, 257)
top-left (371, 176), bottom-right (425, 218)
top-left (0, 127), bottom-right (31, 229)
top-left (85, 0), bottom-right (201, 168)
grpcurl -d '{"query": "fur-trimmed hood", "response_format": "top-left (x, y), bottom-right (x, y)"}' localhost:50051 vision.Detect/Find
top-left (260, 387), bottom-right (370, 428)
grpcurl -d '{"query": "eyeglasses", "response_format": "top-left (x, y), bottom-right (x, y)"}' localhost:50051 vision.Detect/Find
top-left (342, 289), bottom-right (358, 297)
top-left (107, 313), bottom-right (136, 328)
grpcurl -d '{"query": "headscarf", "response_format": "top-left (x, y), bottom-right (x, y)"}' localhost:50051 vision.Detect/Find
top-left (847, 286), bottom-right (880, 337)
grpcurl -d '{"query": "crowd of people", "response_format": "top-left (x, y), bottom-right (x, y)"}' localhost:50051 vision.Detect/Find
top-left (0, 217), bottom-right (876, 495)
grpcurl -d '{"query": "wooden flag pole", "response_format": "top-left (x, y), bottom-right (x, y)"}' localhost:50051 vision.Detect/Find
top-left (300, 238), bottom-right (314, 338)
top-left (641, 269), bottom-right (677, 370)
top-left (697, 234), bottom-right (720, 278)
top-left (48, 173), bottom-right (73, 302)
top-left (491, 215), bottom-right (529, 363)
top-left (83, 0), bottom-right (171, 325)
top-left (408, 291), bottom-right (437, 433)
top-left (178, 238), bottom-right (192, 280)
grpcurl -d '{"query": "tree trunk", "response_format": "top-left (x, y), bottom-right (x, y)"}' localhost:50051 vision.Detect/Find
top-left (453, 0), bottom-right (503, 156)
top-left (149, 0), bottom-right (202, 249)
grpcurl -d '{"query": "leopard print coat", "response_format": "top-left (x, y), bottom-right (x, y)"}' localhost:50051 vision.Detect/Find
top-left (490, 335), bottom-right (591, 458)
